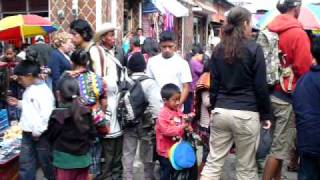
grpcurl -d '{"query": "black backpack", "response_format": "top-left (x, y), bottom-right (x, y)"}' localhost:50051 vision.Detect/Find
top-left (117, 75), bottom-right (150, 128)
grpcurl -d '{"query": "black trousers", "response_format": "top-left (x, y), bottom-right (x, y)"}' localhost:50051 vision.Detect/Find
top-left (96, 136), bottom-right (123, 180)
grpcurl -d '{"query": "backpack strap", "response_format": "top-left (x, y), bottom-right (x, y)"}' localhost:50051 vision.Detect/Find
top-left (96, 46), bottom-right (106, 77)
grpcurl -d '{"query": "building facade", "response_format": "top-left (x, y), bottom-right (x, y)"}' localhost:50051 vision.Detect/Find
top-left (0, 0), bottom-right (233, 55)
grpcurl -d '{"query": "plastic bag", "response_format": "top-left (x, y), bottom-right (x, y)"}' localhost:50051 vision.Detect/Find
top-left (256, 128), bottom-right (272, 159)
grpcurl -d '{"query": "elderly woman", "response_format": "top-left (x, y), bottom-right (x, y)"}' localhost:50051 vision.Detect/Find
top-left (48, 32), bottom-right (74, 90)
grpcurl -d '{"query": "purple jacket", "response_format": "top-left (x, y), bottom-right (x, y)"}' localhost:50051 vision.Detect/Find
top-left (189, 59), bottom-right (204, 92)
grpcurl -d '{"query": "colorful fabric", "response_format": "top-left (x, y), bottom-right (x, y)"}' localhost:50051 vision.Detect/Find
top-left (55, 167), bottom-right (89, 180)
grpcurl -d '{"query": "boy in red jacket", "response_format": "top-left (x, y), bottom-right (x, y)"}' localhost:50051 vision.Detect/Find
top-left (156, 83), bottom-right (192, 180)
top-left (263, 0), bottom-right (313, 179)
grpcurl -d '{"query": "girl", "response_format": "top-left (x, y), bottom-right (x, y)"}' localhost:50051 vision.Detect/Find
top-left (67, 49), bottom-right (108, 178)
top-left (156, 83), bottom-right (192, 180)
top-left (47, 75), bottom-right (95, 180)
top-left (7, 51), bottom-right (55, 180)
top-left (194, 71), bottom-right (211, 172)
top-left (200, 7), bottom-right (272, 180)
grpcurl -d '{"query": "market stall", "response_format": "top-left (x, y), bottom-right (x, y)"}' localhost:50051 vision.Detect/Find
top-left (0, 110), bottom-right (21, 180)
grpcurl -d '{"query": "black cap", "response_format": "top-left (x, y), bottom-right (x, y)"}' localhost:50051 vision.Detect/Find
top-left (277, 0), bottom-right (302, 13)
top-left (127, 53), bottom-right (146, 72)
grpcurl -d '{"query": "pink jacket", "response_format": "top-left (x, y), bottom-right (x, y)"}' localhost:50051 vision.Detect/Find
top-left (156, 106), bottom-right (185, 158)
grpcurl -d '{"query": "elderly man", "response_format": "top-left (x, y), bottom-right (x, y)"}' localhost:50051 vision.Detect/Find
top-left (92, 22), bottom-right (125, 180)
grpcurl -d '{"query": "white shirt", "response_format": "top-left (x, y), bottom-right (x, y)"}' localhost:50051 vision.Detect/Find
top-left (146, 53), bottom-right (192, 90)
top-left (19, 81), bottom-right (54, 136)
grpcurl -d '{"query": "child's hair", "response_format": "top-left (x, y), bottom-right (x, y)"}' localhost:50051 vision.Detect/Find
top-left (14, 49), bottom-right (40, 77)
top-left (160, 83), bottom-right (181, 100)
top-left (4, 44), bottom-right (15, 52)
top-left (56, 75), bottom-right (84, 123)
top-left (312, 37), bottom-right (320, 64)
top-left (71, 49), bottom-right (90, 67)
top-left (70, 19), bottom-right (94, 42)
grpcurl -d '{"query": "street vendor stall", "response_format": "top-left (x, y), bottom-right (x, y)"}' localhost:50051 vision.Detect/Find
top-left (0, 110), bottom-right (21, 180)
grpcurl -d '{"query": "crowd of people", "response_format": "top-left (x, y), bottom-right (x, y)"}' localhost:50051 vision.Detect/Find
top-left (0, 0), bottom-right (320, 180)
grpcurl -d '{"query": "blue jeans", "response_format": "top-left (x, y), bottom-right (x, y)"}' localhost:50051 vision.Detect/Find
top-left (298, 154), bottom-right (320, 180)
top-left (19, 132), bottom-right (55, 180)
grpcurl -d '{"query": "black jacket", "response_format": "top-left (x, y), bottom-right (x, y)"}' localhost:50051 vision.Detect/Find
top-left (47, 105), bottom-right (96, 155)
top-left (210, 40), bottom-right (272, 121)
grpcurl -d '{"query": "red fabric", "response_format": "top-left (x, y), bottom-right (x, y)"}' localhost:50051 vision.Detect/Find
top-left (156, 106), bottom-right (185, 158)
top-left (268, 14), bottom-right (313, 92)
top-left (56, 168), bottom-right (89, 180)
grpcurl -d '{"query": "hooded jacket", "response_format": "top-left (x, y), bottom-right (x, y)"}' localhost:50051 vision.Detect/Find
top-left (268, 14), bottom-right (313, 98)
top-left (293, 65), bottom-right (320, 158)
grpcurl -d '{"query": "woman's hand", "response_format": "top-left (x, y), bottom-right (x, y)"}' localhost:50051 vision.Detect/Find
top-left (262, 120), bottom-right (272, 129)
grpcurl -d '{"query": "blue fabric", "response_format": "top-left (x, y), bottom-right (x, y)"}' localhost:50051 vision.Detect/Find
top-left (298, 154), bottom-right (320, 180)
top-left (143, 0), bottom-right (157, 13)
top-left (293, 65), bottom-right (320, 158)
top-left (48, 50), bottom-right (72, 90)
top-left (173, 141), bottom-right (196, 169)
top-left (20, 133), bottom-right (55, 180)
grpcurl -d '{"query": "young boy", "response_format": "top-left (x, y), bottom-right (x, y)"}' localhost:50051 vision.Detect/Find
top-left (156, 83), bottom-right (192, 180)
top-left (7, 54), bottom-right (55, 180)
top-left (293, 37), bottom-right (320, 179)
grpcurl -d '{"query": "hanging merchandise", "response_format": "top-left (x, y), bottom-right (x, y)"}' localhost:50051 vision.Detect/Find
top-left (164, 13), bottom-right (174, 32)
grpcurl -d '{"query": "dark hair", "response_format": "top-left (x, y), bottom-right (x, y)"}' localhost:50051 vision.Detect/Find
top-left (191, 44), bottom-right (204, 56)
top-left (71, 49), bottom-right (91, 67)
top-left (130, 36), bottom-right (141, 47)
top-left (70, 19), bottom-right (94, 42)
top-left (159, 31), bottom-right (176, 43)
top-left (4, 44), bottom-right (15, 52)
top-left (218, 7), bottom-right (251, 64)
top-left (56, 75), bottom-right (84, 124)
top-left (142, 37), bottom-right (160, 57)
top-left (276, 0), bottom-right (301, 13)
top-left (312, 37), bottom-right (320, 64)
top-left (161, 83), bottom-right (181, 100)
top-left (14, 49), bottom-right (41, 77)
top-left (137, 28), bottom-right (143, 32)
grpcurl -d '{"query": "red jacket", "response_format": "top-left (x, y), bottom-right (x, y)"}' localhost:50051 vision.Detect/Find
top-left (156, 106), bottom-right (185, 158)
top-left (268, 14), bottom-right (313, 92)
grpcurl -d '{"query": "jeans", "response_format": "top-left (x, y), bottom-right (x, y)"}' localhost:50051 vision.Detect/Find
top-left (158, 156), bottom-right (174, 180)
top-left (298, 155), bottom-right (320, 180)
top-left (19, 132), bottom-right (55, 180)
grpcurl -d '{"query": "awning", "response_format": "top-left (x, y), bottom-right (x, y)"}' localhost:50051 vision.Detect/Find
top-left (194, 1), bottom-right (217, 14)
top-left (152, 0), bottom-right (189, 17)
top-left (143, 0), bottom-right (158, 13)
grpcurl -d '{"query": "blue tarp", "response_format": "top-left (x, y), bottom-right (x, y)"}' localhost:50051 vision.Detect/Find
top-left (143, 0), bottom-right (157, 14)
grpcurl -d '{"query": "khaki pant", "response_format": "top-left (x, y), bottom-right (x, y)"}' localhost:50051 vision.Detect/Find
top-left (201, 108), bottom-right (260, 180)
top-left (269, 95), bottom-right (294, 160)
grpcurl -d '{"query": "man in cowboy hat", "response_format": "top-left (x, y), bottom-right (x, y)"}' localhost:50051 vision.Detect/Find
top-left (92, 22), bottom-right (125, 180)
top-left (263, 0), bottom-right (313, 179)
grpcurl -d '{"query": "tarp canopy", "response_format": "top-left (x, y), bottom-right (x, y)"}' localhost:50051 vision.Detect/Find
top-left (152, 0), bottom-right (189, 17)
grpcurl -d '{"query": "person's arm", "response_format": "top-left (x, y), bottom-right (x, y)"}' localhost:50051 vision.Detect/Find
top-left (180, 83), bottom-right (190, 105)
top-left (292, 31), bottom-right (313, 78)
top-left (89, 46), bottom-right (102, 76)
top-left (144, 80), bottom-right (163, 119)
top-left (180, 60), bottom-right (193, 104)
top-left (48, 52), bottom-right (61, 90)
top-left (201, 91), bottom-right (211, 108)
top-left (210, 55), bottom-right (219, 108)
top-left (253, 45), bottom-right (273, 121)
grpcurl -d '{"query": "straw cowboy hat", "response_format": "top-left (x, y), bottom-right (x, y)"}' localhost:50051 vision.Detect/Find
top-left (94, 22), bottom-right (120, 42)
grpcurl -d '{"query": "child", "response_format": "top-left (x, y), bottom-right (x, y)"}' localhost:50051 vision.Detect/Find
top-left (194, 72), bottom-right (211, 171)
top-left (156, 83), bottom-right (192, 180)
top-left (293, 37), bottom-right (320, 179)
top-left (47, 75), bottom-right (96, 180)
top-left (7, 52), bottom-right (55, 180)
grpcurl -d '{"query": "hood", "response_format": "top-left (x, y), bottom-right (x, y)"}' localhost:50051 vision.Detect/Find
top-left (268, 14), bottom-right (303, 33)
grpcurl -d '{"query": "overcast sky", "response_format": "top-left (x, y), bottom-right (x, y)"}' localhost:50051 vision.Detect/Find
top-left (231, 0), bottom-right (319, 11)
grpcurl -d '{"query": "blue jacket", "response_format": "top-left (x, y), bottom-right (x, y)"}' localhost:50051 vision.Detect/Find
top-left (48, 50), bottom-right (72, 90)
top-left (293, 65), bottom-right (320, 157)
